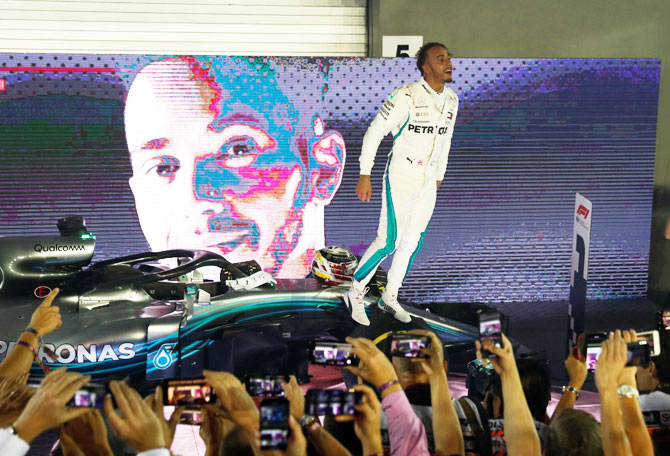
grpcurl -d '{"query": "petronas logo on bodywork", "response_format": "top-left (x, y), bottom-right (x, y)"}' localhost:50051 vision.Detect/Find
top-left (153, 343), bottom-right (176, 370)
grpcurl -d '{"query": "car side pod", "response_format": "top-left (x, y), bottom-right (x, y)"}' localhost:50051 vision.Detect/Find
top-left (146, 309), bottom-right (184, 380)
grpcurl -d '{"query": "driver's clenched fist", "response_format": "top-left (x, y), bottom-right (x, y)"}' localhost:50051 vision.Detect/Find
top-left (356, 175), bottom-right (372, 202)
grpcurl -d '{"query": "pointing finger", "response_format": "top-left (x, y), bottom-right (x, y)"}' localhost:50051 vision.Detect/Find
top-left (39, 288), bottom-right (60, 307)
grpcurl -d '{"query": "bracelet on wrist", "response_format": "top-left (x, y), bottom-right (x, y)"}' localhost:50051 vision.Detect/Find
top-left (378, 378), bottom-right (400, 394)
top-left (16, 340), bottom-right (50, 374)
top-left (23, 328), bottom-right (55, 361)
top-left (562, 385), bottom-right (580, 399)
top-left (23, 327), bottom-right (40, 337)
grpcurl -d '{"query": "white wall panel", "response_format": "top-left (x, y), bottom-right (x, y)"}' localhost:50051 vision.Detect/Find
top-left (0, 0), bottom-right (367, 55)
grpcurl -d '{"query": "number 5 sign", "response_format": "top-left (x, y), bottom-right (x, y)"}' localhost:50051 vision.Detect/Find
top-left (382, 36), bottom-right (423, 58)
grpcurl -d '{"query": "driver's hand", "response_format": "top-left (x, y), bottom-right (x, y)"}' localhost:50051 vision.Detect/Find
top-left (356, 176), bottom-right (372, 202)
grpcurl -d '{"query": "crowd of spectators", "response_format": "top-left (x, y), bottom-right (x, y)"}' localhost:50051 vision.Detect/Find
top-left (0, 288), bottom-right (668, 455)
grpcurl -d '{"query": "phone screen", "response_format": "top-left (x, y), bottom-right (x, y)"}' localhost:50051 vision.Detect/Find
top-left (626, 341), bottom-right (650, 367)
top-left (390, 334), bottom-right (430, 358)
top-left (479, 312), bottom-right (502, 357)
top-left (586, 345), bottom-right (602, 371)
top-left (305, 389), bottom-right (362, 416)
top-left (245, 376), bottom-right (286, 397)
top-left (179, 409), bottom-right (202, 426)
top-left (637, 330), bottom-right (660, 357)
top-left (260, 398), bottom-right (289, 450)
top-left (68, 383), bottom-right (108, 408)
top-left (583, 334), bottom-right (650, 371)
top-left (310, 341), bottom-right (356, 366)
top-left (163, 378), bottom-right (215, 406)
top-left (583, 333), bottom-right (607, 371)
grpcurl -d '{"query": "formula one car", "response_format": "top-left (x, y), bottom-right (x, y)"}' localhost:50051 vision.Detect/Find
top-left (0, 216), bottom-right (494, 387)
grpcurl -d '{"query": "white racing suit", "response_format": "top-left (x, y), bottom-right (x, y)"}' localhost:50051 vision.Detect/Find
top-left (353, 78), bottom-right (459, 295)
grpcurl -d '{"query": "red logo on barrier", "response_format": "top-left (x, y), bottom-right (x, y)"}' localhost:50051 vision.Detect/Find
top-left (577, 205), bottom-right (590, 219)
top-left (34, 286), bottom-right (52, 298)
top-left (0, 79), bottom-right (5, 92)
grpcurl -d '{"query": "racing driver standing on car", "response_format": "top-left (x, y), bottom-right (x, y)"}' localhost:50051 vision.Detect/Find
top-left (343, 42), bottom-right (459, 326)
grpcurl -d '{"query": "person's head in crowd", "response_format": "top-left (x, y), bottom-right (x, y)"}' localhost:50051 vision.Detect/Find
top-left (219, 425), bottom-right (255, 456)
top-left (483, 372), bottom-right (503, 419)
top-left (637, 360), bottom-right (661, 393)
top-left (483, 358), bottom-right (550, 422)
top-left (517, 358), bottom-right (551, 423)
top-left (323, 415), bottom-right (363, 454)
top-left (544, 409), bottom-right (603, 456)
top-left (125, 56), bottom-right (346, 278)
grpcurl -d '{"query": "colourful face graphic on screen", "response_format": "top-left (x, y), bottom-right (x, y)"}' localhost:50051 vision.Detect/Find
top-left (125, 57), bottom-right (345, 277)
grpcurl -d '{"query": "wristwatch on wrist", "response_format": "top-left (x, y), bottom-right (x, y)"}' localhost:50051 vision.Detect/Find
top-left (299, 415), bottom-right (321, 434)
top-left (617, 384), bottom-right (639, 398)
top-left (561, 385), bottom-right (580, 399)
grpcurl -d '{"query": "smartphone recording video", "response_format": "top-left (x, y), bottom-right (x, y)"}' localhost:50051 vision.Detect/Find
top-left (179, 409), bottom-right (203, 426)
top-left (68, 383), bottom-right (108, 408)
top-left (637, 330), bottom-right (661, 357)
top-left (580, 332), bottom-right (651, 371)
top-left (309, 341), bottom-right (356, 366)
top-left (260, 398), bottom-right (289, 450)
top-left (305, 389), bottom-right (362, 416)
top-left (389, 333), bottom-right (430, 358)
top-left (580, 332), bottom-right (607, 372)
top-left (162, 378), bottom-right (215, 406)
top-left (245, 375), bottom-right (287, 397)
top-left (626, 341), bottom-right (650, 368)
top-left (479, 311), bottom-right (503, 358)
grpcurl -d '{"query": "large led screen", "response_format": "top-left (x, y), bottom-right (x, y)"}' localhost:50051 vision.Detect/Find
top-left (0, 55), bottom-right (660, 304)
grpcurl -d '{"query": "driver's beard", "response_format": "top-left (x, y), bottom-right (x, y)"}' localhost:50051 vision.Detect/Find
top-left (269, 208), bottom-right (304, 276)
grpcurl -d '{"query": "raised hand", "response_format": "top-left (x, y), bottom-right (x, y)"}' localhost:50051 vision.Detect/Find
top-left (408, 330), bottom-right (446, 380)
top-left (0, 374), bottom-right (34, 427)
top-left (475, 333), bottom-right (517, 378)
top-left (144, 385), bottom-right (185, 449)
top-left (28, 287), bottom-right (62, 336)
top-left (282, 375), bottom-right (305, 421)
top-left (203, 370), bottom-right (260, 439)
top-left (60, 409), bottom-right (113, 456)
top-left (103, 380), bottom-right (166, 452)
top-left (344, 336), bottom-right (398, 391)
top-left (13, 369), bottom-right (91, 444)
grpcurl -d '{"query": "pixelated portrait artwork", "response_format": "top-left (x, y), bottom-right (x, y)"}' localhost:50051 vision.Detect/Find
top-left (0, 55), bottom-right (660, 303)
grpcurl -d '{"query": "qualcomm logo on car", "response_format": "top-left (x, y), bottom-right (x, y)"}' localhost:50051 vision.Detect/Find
top-left (33, 243), bottom-right (87, 253)
top-left (153, 343), bottom-right (177, 370)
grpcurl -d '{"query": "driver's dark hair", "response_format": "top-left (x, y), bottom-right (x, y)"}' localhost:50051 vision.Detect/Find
top-left (545, 409), bottom-right (603, 456)
top-left (416, 42), bottom-right (448, 75)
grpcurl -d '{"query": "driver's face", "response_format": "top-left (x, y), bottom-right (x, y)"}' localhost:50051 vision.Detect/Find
top-left (126, 60), bottom-right (306, 272)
